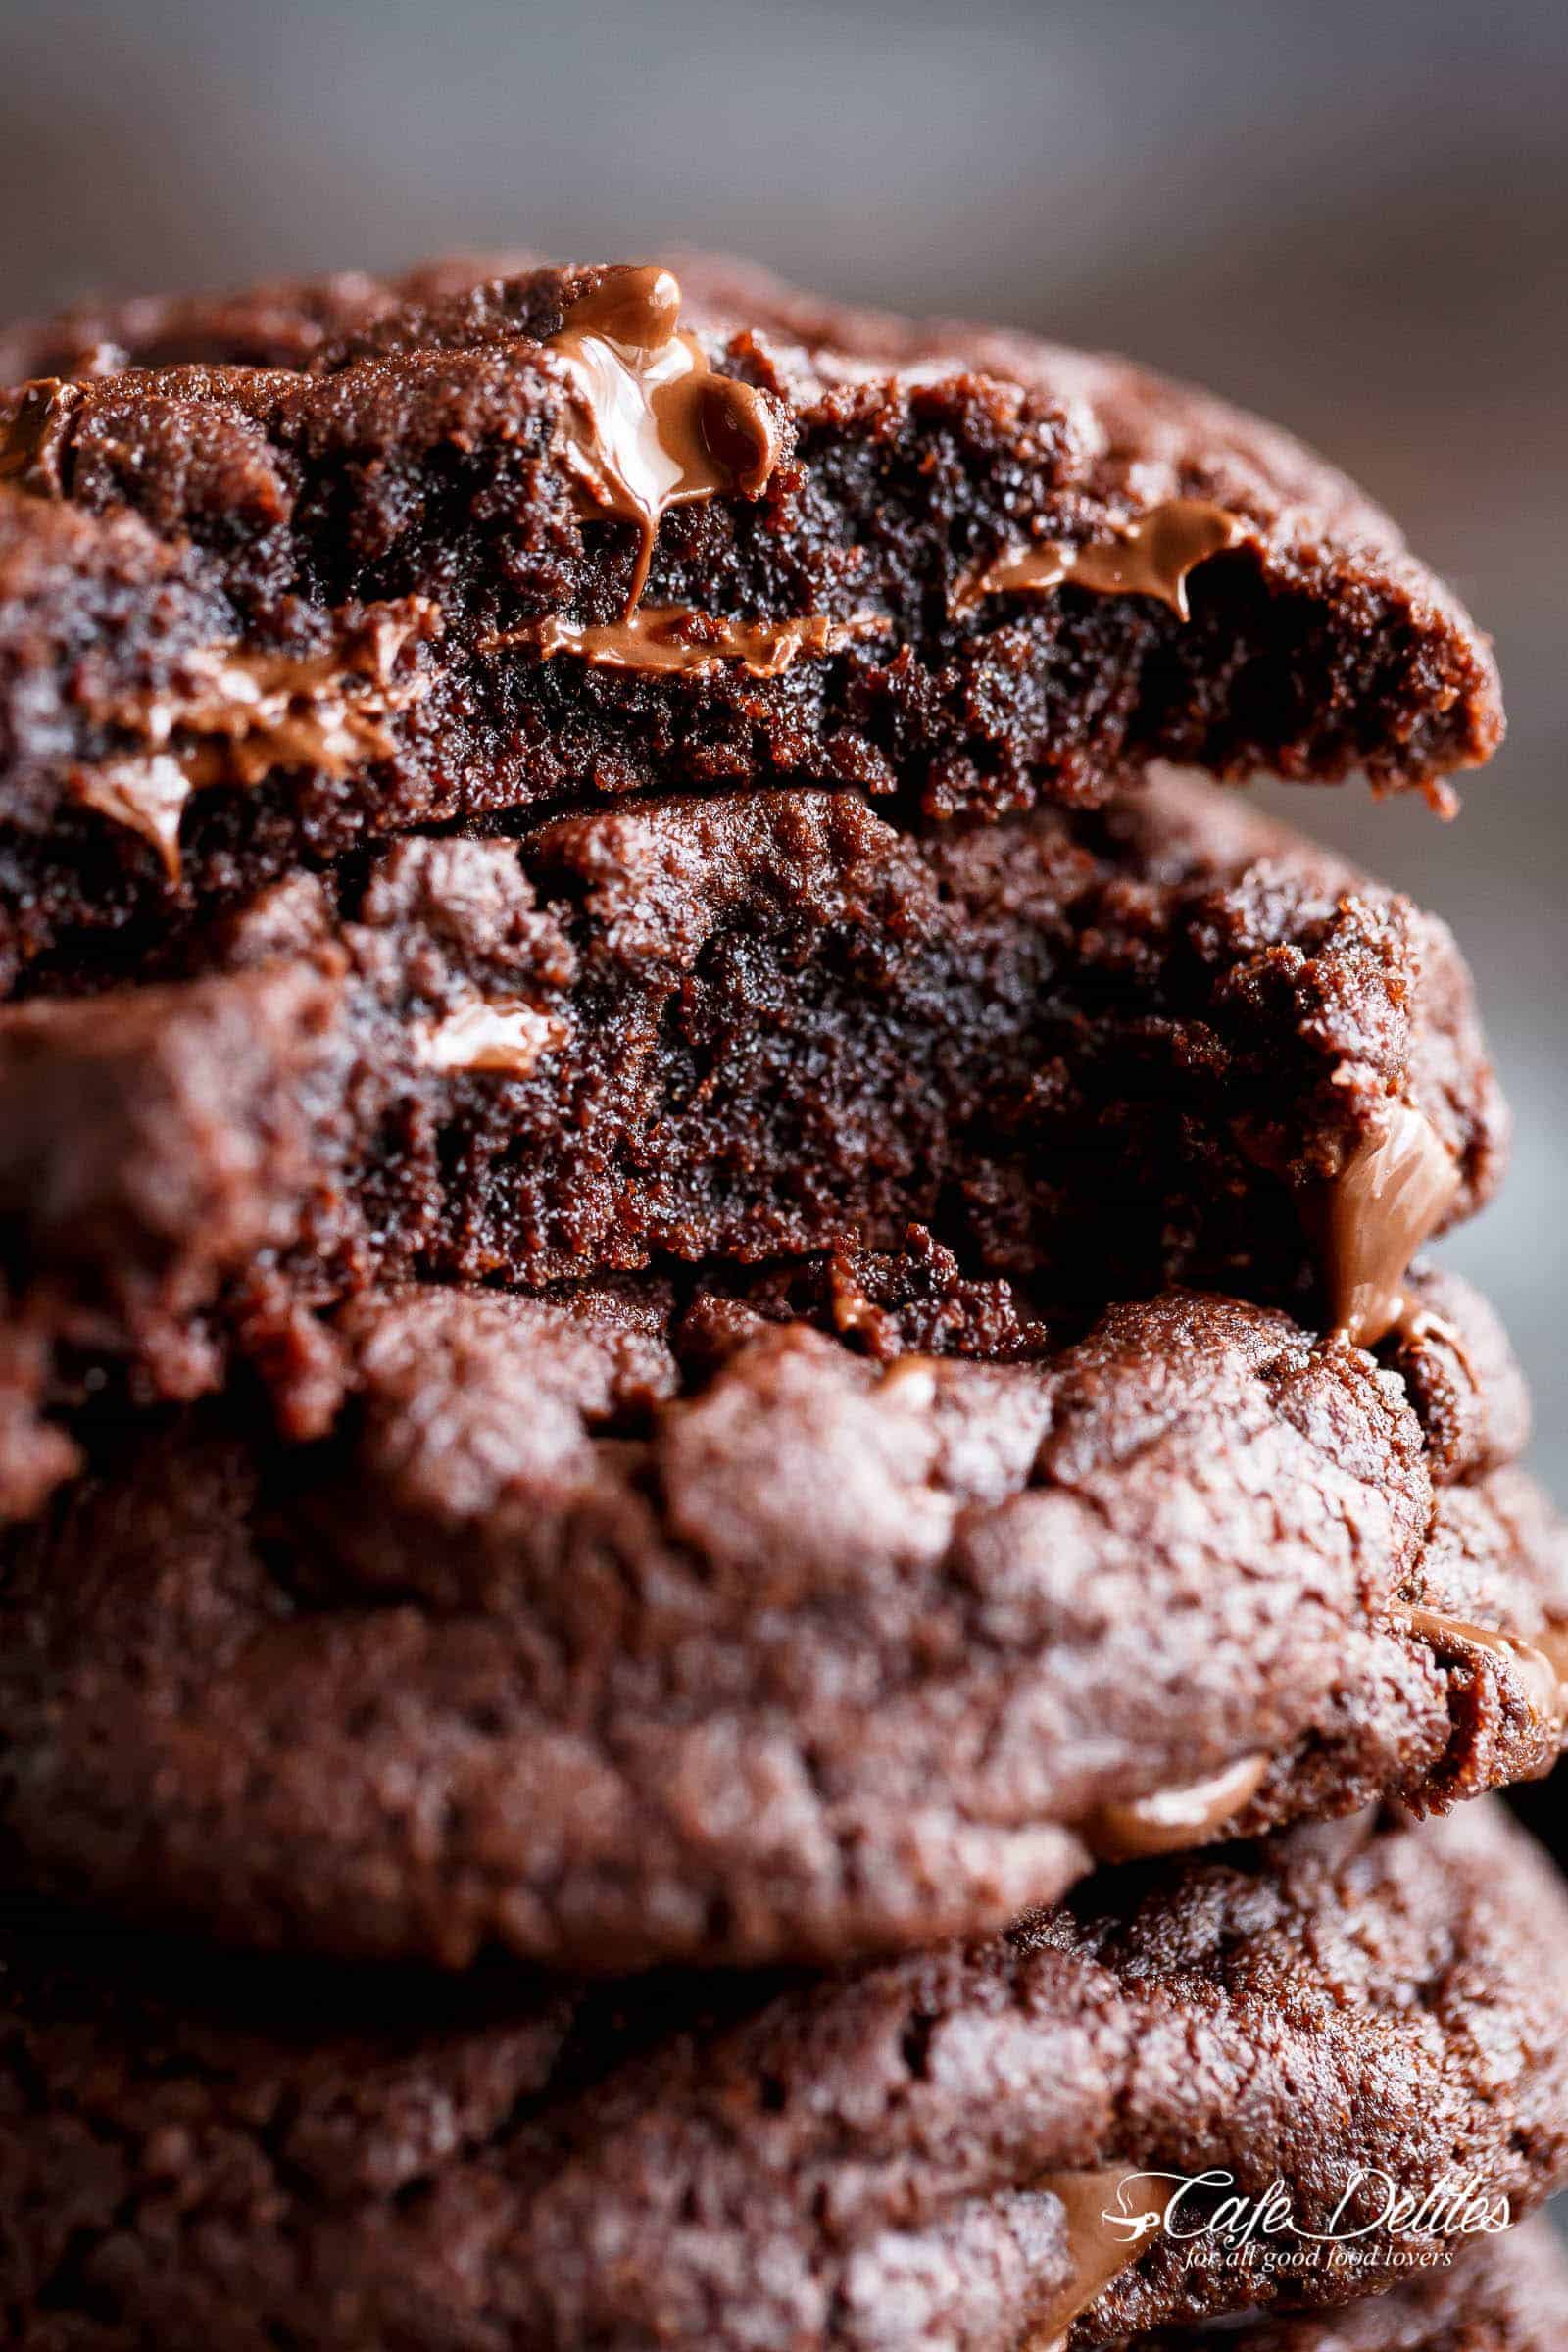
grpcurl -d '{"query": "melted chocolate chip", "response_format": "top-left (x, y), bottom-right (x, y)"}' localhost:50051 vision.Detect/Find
top-left (414, 996), bottom-right (567, 1077)
top-left (1029, 2170), bottom-right (1151, 2349)
top-left (958, 496), bottom-right (1245, 618)
top-left (1081, 1753), bottom-right (1271, 1864)
top-left (1394, 1602), bottom-right (1568, 1745)
top-left (69, 598), bottom-right (439, 876)
top-left (544, 265), bottom-right (780, 612)
top-left (1308, 1102), bottom-right (1462, 1347)
top-left (500, 603), bottom-right (888, 678)
top-left (0, 376), bottom-right (82, 494)
top-left (68, 755), bottom-right (191, 880)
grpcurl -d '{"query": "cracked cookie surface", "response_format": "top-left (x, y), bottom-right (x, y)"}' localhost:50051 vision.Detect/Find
top-left (0, 1806), bottom-right (1564, 2348)
top-left (0, 1246), bottom-right (1558, 1972)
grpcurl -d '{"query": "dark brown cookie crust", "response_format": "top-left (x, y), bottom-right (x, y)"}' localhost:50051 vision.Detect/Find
top-left (0, 1250), bottom-right (1556, 1973)
top-left (0, 251), bottom-right (531, 382)
top-left (0, 1806), bottom-right (1565, 2349)
top-left (0, 773), bottom-right (1505, 1516)
top-left (0, 252), bottom-right (1501, 975)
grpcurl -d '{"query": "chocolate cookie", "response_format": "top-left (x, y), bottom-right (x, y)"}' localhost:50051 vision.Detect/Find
top-left (0, 1250), bottom-right (1557, 1973)
top-left (0, 772), bottom-right (1504, 1515)
top-left (0, 1805), bottom-right (1564, 2348)
top-left (0, 252), bottom-right (1500, 977)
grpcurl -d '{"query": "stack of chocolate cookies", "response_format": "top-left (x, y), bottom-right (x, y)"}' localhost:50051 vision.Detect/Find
top-left (0, 254), bottom-right (1564, 2350)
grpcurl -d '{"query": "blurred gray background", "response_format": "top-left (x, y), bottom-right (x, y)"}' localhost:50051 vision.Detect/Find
top-left (0, 0), bottom-right (1561, 1478)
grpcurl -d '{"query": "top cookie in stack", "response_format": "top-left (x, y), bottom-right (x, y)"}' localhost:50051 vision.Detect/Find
top-left (0, 254), bottom-right (1499, 992)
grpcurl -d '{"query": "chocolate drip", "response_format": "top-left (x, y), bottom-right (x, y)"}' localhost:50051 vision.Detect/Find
top-left (69, 755), bottom-right (192, 880)
top-left (415, 996), bottom-right (566, 1077)
top-left (1387, 1301), bottom-right (1482, 1392)
top-left (0, 376), bottom-right (82, 495)
top-left (1082, 1752), bottom-right (1271, 1863)
top-left (69, 598), bottom-right (439, 876)
top-left (544, 265), bottom-right (780, 612)
top-left (1029, 2169), bottom-right (1151, 2350)
top-left (505, 604), bottom-right (888, 679)
top-left (1307, 1103), bottom-right (1461, 1348)
top-left (959, 497), bottom-right (1244, 619)
top-left (1392, 1602), bottom-right (1568, 1740)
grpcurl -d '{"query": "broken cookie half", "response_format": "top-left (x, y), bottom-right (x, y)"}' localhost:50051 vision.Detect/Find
top-left (0, 252), bottom-right (1500, 978)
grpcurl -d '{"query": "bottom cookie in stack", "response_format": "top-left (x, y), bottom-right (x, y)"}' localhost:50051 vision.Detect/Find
top-left (0, 1805), bottom-right (1564, 2349)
